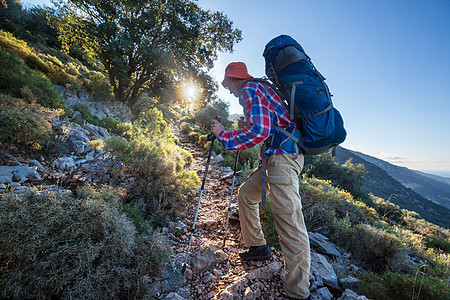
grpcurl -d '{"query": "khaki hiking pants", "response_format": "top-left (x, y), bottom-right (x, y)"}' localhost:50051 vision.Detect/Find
top-left (238, 153), bottom-right (310, 299)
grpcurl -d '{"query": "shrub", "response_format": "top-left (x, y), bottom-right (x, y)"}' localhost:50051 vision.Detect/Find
top-left (86, 71), bottom-right (113, 102)
top-left (198, 134), bottom-right (208, 147)
top-left (260, 197), bottom-right (280, 249)
top-left (89, 139), bottom-right (104, 150)
top-left (304, 154), bottom-right (369, 200)
top-left (0, 96), bottom-right (64, 149)
top-left (180, 121), bottom-right (191, 134)
top-left (0, 185), bottom-right (168, 299)
top-left (331, 217), bottom-right (402, 272)
top-left (299, 177), bottom-right (402, 272)
top-left (179, 115), bottom-right (191, 123)
top-left (105, 137), bottom-right (132, 160)
top-left (50, 69), bottom-right (81, 92)
top-left (65, 62), bottom-right (80, 76)
top-left (193, 99), bottom-right (232, 130)
top-left (358, 271), bottom-right (450, 300)
top-left (71, 104), bottom-right (124, 135)
top-left (97, 117), bottom-right (121, 134)
top-left (188, 131), bottom-right (200, 143)
top-left (116, 122), bottom-right (133, 136)
top-left (220, 146), bottom-right (260, 172)
top-left (0, 30), bottom-right (32, 58)
top-left (0, 48), bottom-right (66, 109)
top-left (424, 236), bottom-right (450, 253)
top-left (107, 108), bottom-right (200, 223)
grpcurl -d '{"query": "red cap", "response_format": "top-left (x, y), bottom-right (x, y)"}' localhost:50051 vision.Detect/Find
top-left (221, 62), bottom-right (253, 87)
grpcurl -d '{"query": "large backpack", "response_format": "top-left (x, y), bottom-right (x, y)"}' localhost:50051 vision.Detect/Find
top-left (262, 34), bottom-right (346, 155)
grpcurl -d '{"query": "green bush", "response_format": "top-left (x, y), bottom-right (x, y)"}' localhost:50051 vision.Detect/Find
top-left (0, 185), bottom-right (168, 299)
top-left (260, 197), bottom-right (280, 249)
top-left (424, 236), bottom-right (450, 253)
top-left (0, 106), bottom-right (50, 148)
top-left (0, 96), bottom-right (64, 149)
top-left (193, 99), bottom-right (232, 130)
top-left (299, 177), bottom-right (401, 272)
top-left (358, 271), bottom-right (450, 300)
top-left (180, 121), bottom-right (191, 134)
top-left (107, 108), bottom-right (200, 223)
top-left (85, 71), bottom-right (113, 101)
top-left (71, 104), bottom-right (124, 134)
top-left (304, 154), bottom-right (368, 201)
top-left (105, 137), bottom-right (132, 160)
top-left (50, 69), bottom-right (81, 92)
top-left (0, 48), bottom-right (66, 109)
top-left (23, 53), bottom-right (53, 74)
top-left (188, 131), bottom-right (200, 143)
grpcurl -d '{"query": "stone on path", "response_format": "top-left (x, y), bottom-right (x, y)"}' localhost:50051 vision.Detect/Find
top-left (309, 232), bottom-right (341, 257)
top-left (338, 288), bottom-right (369, 300)
top-left (310, 252), bottom-right (339, 290)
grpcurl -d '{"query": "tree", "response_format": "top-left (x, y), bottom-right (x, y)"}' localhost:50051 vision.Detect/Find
top-left (304, 154), bottom-right (369, 200)
top-left (51, 0), bottom-right (242, 109)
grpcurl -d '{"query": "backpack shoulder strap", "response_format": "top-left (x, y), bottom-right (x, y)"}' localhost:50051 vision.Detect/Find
top-left (240, 78), bottom-right (285, 100)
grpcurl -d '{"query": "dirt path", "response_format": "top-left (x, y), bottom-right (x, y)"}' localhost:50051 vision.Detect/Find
top-left (171, 124), bottom-right (290, 300)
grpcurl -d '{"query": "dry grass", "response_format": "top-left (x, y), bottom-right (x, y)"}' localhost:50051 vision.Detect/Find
top-left (0, 185), bottom-right (168, 299)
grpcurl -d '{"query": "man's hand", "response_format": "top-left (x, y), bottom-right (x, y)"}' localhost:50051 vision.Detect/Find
top-left (211, 120), bottom-right (224, 137)
top-left (237, 117), bottom-right (247, 129)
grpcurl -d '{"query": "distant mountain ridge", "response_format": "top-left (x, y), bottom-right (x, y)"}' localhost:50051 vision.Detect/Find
top-left (334, 147), bottom-right (450, 229)
top-left (349, 150), bottom-right (450, 210)
top-left (413, 170), bottom-right (450, 186)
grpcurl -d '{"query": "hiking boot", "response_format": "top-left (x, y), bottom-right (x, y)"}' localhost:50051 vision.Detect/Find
top-left (239, 245), bottom-right (272, 261)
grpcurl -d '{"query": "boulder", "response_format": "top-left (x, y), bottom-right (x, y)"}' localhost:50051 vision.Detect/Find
top-left (27, 160), bottom-right (45, 171)
top-left (310, 252), bottom-right (339, 290)
top-left (337, 289), bottom-right (369, 300)
top-left (0, 166), bottom-right (41, 183)
top-left (191, 249), bottom-right (229, 274)
top-left (309, 232), bottom-right (341, 257)
top-left (211, 154), bottom-right (224, 165)
top-left (311, 287), bottom-right (333, 300)
top-left (340, 276), bottom-right (360, 290)
top-left (52, 157), bottom-right (76, 171)
top-left (55, 85), bottom-right (134, 121)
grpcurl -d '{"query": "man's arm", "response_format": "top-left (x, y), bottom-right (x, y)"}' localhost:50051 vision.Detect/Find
top-left (214, 83), bottom-right (273, 151)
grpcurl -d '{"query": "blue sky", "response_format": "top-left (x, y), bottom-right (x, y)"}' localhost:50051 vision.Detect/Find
top-left (23, 0), bottom-right (450, 177)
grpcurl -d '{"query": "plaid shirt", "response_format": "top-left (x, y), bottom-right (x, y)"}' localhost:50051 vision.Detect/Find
top-left (218, 80), bottom-right (298, 156)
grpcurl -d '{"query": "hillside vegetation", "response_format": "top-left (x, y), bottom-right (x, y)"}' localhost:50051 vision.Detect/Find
top-left (334, 147), bottom-right (450, 228)
top-left (0, 1), bottom-right (449, 299)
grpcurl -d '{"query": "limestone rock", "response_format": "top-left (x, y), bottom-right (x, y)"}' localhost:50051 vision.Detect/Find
top-left (27, 160), bottom-right (45, 171)
top-left (309, 232), bottom-right (341, 257)
top-left (55, 85), bottom-right (134, 122)
top-left (0, 166), bottom-right (41, 184)
top-left (211, 154), bottom-right (224, 164)
top-left (339, 276), bottom-right (360, 290)
top-left (311, 287), bottom-right (333, 300)
top-left (52, 157), bottom-right (76, 171)
top-left (310, 252), bottom-right (339, 290)
top-left (337, 289), bottom-right (369, 300)
top-left (191, 249), bottom-right (229, 274)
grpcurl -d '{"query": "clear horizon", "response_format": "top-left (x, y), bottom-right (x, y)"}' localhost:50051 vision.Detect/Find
top-left (21, 0), bottom-right (450, 179)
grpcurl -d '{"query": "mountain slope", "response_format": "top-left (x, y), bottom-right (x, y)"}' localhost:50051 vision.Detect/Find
top-left (334, 147), bottom-right (450, 229)
top-left (350, 151), bottom-right (450, 210)
top-left (413, 170), bottom-right (450, 185)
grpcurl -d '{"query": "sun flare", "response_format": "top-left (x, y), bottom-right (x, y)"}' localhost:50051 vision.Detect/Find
top-left (181, 82), bottom-right (200, 101)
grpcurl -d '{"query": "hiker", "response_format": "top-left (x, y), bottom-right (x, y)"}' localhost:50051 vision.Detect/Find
top-left (211, 62), bottom-right (311, 300)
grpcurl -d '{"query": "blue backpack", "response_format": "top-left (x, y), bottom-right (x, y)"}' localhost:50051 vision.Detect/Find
top-left (262, 34), bottom-right (346, 155)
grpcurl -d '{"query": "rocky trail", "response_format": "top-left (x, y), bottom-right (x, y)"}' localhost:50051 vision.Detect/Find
top-left (151, 124), bottom-right (369, 300)
top-left (0, 85), bottom-right (369, 299)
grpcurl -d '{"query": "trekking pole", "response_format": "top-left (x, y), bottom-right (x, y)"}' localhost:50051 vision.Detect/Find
top-left (182, 117), bottom-right (220, 273)
top-left (222, 149), bottom-right (240, 247)
top-left (223, 117), bottom-right (245, 247)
